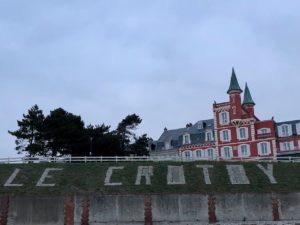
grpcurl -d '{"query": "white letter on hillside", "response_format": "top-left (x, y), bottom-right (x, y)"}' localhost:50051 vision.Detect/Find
top-left (135, 166), bottom-right (153, 185)
top-left (257, 164), bottom-right (277, 184)
top-left (4, 168), bottom-right (23, 187)
top-left (226, 165), bottom-right (250, 184)
top-left (196, 165), bottom-right (214, 184)
top-left (36, 168), bottom-right (63, 187)
top-left (167, 166), bottom-right (186, 185)
top-left (104, 166), bottom-right (124, 186)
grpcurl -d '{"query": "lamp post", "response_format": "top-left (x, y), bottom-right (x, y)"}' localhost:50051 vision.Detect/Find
top-left (89, 137), bottom-right (93, 157)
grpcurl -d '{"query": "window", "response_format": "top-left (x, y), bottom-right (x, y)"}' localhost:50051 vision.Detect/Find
top-left (237, 127), bottom-right (248, 140)
top-left (184, 151), bottom-right (191, 159)
top-left (258, 142), bottom-right (271, 155)
top-left (220, 130), bottom-right (231, 141)
top-left (206, 131), bottom-right (213, 141)
top-left (238, 144), bottom-right (250, 157)
top-left (296, 123), bottom-right (300, 135)
top-left (219, 111), bottom-right (229, 125)
top-left (195, 150), bottom-right (202, 158)
top-left (183, 134), bottom-right (190, 144)
top-left (278, 124), bottom-right (291, 137)
top-left (258, 128), bottom-right (271, 134)
top-left (165, 141), bottom-right (171, 150)
top-left (207, 148), bottom-right (214, 159)
top-left (221, 146), bottom-right (232, 159)
top-left (197, 122), bottom-right (203, 129)
top-left (280, 142), bottom-right (294, 151)
top-left (282, 125), bottom-right (289, 137)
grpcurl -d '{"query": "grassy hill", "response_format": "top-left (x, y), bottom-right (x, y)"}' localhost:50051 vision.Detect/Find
top-left (0, 161), bottom-right (300, 196)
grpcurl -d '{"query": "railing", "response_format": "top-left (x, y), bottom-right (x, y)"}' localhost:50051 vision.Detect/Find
top-left (1, 155), bottom-right (300, 164)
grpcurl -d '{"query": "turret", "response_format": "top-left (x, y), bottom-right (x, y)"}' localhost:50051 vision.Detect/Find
top-left (228, 68), bottom-right (243, 120)
top-left (242, 83), bottom-right (255, 118)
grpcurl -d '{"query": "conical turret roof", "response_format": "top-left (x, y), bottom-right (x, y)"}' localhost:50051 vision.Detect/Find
top-left (227, 68), bottom-right (243, 94)
top-left (243, 83), bottom-right (255, 105)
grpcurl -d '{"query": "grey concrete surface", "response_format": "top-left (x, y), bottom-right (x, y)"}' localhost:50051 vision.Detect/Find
top-left (215, 193), bottom-right (273, 221)
top-left (7, 196), bottom-right (65, 225)
top-left (2, 193), bottom-right (300, 224)
top-left (277, 193), bottom-right (300, 220)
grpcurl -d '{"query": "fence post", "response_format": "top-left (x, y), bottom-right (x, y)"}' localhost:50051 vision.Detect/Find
top-left (84, 156), bottom-right (87, 163)
top-left (100, 156), bottom-right (102, 163)
top-left (115, 156), bottom-right (118, 163)
top-left (7, 158), bottom-right (10, 164)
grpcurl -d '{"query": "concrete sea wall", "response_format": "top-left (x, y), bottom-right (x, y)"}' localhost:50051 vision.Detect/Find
top-left (1, 193), bottom-right (300, 225)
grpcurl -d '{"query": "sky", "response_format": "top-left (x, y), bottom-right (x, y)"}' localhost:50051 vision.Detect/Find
top-left (1, 0), bottom-right (300, 157)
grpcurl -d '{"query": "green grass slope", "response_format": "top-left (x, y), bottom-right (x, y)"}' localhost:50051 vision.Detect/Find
top-left (0, 161), bottom-right (299, 196)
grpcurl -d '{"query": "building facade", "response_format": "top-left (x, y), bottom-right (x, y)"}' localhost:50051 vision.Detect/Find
top-left (151, 69), bottom-right (300, 160)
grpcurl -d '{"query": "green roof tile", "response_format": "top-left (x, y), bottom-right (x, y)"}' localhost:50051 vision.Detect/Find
top-left (243, 83), bottom-right (255, 105)
top-left (227, 68), bottom-right (243, 94)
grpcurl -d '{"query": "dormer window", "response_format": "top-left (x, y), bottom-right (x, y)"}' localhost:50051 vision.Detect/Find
top-left (278, 124), bottom-right (292, 137)
top-left (296, 123), bottom-right (300, 135)
top-left (197, 122), bottom-right (203, 129)
top-left (183, 133), bottom-right (191, 144)
top-left (219, 111), bottom-right (229, 125)
top-left (165, 141), bottom-right (171, 150)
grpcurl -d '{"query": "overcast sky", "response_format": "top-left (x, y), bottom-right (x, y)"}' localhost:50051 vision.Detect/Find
top-left (1, 0), bottom-right (300, 157)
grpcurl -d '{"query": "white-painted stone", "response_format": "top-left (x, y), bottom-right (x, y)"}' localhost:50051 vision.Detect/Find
top-left (226, 165), bottom-right (250, 184)
top-left (167, 165), bottom-right (186, 185)
top-left (4, 168), bottom-right (23, 187)
top-left (135, 166), bottom-right (153, 185)
top-left (104, 166), bottom-right (124, 186)
top-left (36, 168), bottom-right (63, 187)
top-left (257, 164), bottom-right (277, 184)
top-left (196, 165), bottom-right (214, 184)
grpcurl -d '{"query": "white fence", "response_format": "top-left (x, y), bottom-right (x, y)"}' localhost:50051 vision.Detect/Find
top-left (0, 155), bottom-right (300, 164)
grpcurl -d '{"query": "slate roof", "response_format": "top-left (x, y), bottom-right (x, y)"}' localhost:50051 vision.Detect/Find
top-left (155, 119), bottom-right (214, 150)
top-left (275, 120), bottom-right (300, 135)
top-left (243, 83), bottom-right (255, 105)
top-left (227, 68), bottom-right (243, 94)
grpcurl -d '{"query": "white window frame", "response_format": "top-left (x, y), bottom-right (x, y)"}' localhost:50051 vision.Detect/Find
top-left (183, 133), bottom-right (191, 145)
top-left (296, 123), bottom-right (300, 135)
top-left (280, 141), bottom-right (294, 151)
top-left (219, 111), bottom-right (229, 125)
top-left (205, 130), bottom-right (214, 141)
top-left (278, 124), bottom-right (292, 137)
top-left (165, 141), bottom-right (171, 150)
top-left (220, 129), bottom-right (231, 142)
top-left (238, 144), bottom-right (250, 157)
top-left (257, 142), bottom-right (271, 155)
top-left (197, 122), bottom-right (203, 129)
top-left (183, 150), bottom-right (192, 159)
top-left (206, 148), bottom-right (214, 160)
top-left (221, 146), bottom-right (233, 159)
top-left (195, 149), bottom-right (202, 158)
top-left (257, 128), bottom-right (271, 134)
top-left (237, 127), bottom-right (248, 140)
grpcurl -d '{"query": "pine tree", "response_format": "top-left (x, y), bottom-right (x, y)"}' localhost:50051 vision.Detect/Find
top-left (8, 105), bottom-right (45, 156)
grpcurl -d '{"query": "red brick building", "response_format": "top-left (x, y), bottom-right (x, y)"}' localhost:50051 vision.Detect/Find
top-left (213, 68), bottom-right (276, 160)
top-left (151, 69), bottom-right (300, 160)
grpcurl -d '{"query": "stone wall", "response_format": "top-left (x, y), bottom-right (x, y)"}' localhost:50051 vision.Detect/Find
top-left (1, 193), bottom-right (300, 224)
